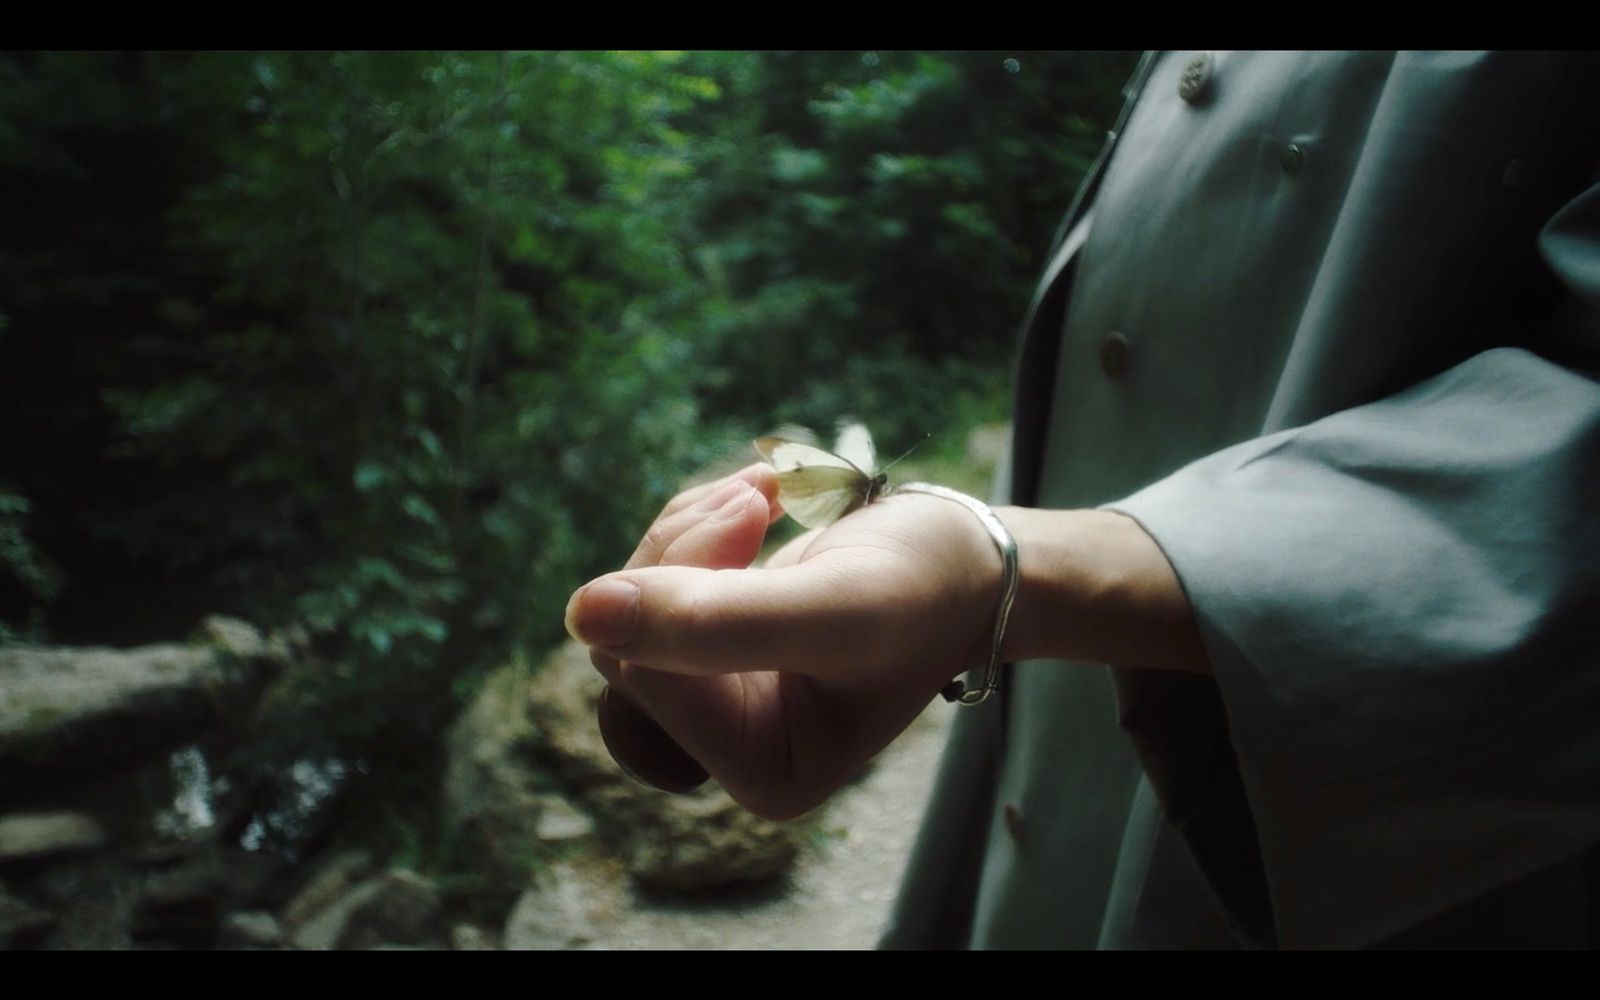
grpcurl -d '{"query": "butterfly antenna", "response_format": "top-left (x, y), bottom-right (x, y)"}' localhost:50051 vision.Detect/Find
top-left (881, 433), bottom-right (932, 474)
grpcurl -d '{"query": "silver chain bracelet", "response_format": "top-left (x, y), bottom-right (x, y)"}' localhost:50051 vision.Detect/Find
top-left (892, 482), bottom-right (1020, 706)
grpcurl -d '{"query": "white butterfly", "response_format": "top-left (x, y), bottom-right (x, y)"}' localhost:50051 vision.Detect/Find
top-left (754, 423), bottom-right (889, 529)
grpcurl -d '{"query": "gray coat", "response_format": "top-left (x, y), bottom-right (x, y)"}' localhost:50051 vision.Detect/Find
top-left (881, 51), bottom-right (1600, 949)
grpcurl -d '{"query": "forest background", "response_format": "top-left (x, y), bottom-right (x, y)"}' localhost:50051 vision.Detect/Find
top-left (0, 50), bottom-right (1136, 860)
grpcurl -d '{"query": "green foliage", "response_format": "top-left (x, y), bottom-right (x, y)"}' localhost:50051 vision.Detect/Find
top-left (0, 51), bottom-right (1135, 849)
top-left (676, 51), bottom-right (1132, 446)
top-left (0, 489), bottom-right (59, 644)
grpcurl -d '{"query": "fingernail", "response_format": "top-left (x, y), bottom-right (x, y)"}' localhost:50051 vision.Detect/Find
top-left (711, 482), bottom-right (755, 521)
top-left (693, 479), bottom-right (744, 512)
top-left (598, 685), bottom-right (710, 794)
top-left (565, 578), bottom-right (640, 647)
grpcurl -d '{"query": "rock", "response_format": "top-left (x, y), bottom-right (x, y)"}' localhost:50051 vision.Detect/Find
top-left (212, 847), bottom-right (295, 911)
top-left (132, 863), bottom-right (221, 947)
top-left (288, 884), bottom-right (371, 951)
top-left (197, 615), bottom-right (276, 660)
top-left (217, 910), bottom-right (284, 949)
top-left (533, 795), bottom-right (594, 844)
top-left (0, 883), bottom-right (58, 948)
top-left (130, 845), bottom-right (289, 947)
top-left (0, 812), bottom-right (107, 866)
top-left (619, 788), bottom-right (798, 892)
top-left (450, 922), bottom-right (497, 950)
top-left (26, 859), bottom-right (136, 949)
top-left (290, 868), bottom-right (440, 951)
top-left (279, 849), bottom-right (373, 932)
top-left (441, 662), bottom-right (547, 890)
top-left (136, 849), bottom-right (220, 908)
top-left (502, 862), bottom-right (598, 950)
top-left (0, 617), bottom-right (284, 791)
top-left (345, 869), bottom-right (440, 948)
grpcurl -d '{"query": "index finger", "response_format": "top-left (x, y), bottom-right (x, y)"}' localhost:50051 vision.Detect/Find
top-left (626, 464), bottom-right (782, 571)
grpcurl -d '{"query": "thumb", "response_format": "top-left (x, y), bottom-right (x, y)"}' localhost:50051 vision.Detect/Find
top-left (566, 555), bottom-right (881, 678)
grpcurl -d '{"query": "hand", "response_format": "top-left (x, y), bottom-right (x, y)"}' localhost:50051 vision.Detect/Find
top-left (566, 464), bottom-right (1003, 820)
top-left (565, 465), bottom-right (1209, 821)
top-left (582, 465), bottom-right (783, 797)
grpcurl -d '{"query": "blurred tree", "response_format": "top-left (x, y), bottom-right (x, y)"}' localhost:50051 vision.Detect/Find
top-left (110, 51), bottom-right (730, 760)
top-left (675, 51), bottom-right (1137, 450)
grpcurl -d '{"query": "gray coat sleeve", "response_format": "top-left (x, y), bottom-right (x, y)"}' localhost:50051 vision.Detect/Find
top-left (1105, 181), bottom-right (1600, 949)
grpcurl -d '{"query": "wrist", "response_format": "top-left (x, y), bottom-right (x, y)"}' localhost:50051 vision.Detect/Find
top-left (995, 507), bottom-right (1210, 674)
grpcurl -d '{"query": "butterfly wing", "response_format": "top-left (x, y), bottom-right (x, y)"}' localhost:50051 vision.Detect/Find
top-left (832, 422), bottom-right (877, 476)
top-left (773, 464), bottom-right (871, 529)
top-left (754, 436), bottom-right (872, 529)
top-left (754, 437), bottom-right (864, 475)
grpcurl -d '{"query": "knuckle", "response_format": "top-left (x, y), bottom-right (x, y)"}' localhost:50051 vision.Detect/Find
top-left (641, 519), bottom-right (677, 559)
top-left (660, 481), bottom-right (711, 520)
top-left (659, 577), bottom-right (736, 671)
top-left (671, 578), bottom-right (718, 636)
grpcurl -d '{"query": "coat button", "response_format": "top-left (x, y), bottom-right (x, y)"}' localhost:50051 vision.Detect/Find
top-left (1503, 159), bottom-right (1525, 188)
top-left (1100, 331), bottom-right (1132, 379)
top-left (1178, 51), bottom-right (1214, 104)
top-left (1281, 143), bottom-right (1305, 175)
top-left (1003, 803), bottom-right (1025, 841)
